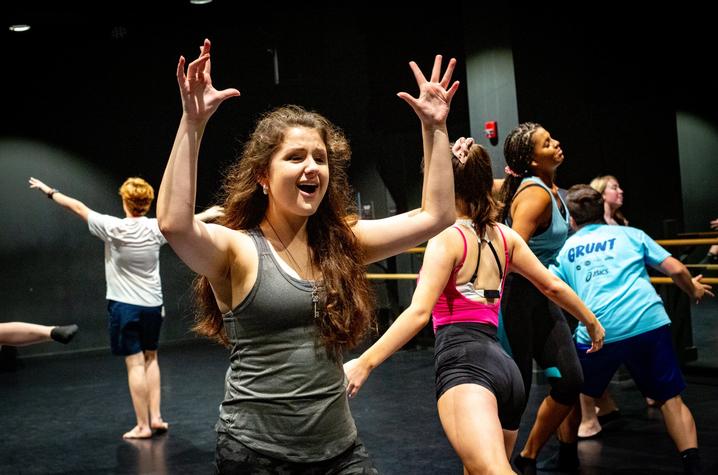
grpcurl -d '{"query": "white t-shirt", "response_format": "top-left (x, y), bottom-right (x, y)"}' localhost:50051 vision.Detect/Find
top-left (88, 211), bottom-right (168, 307)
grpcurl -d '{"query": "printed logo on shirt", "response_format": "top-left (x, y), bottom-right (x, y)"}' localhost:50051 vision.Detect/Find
top-left (567, 238), bottom-right (617, 263)
top-left (585, 268), bottom-right (609, 282)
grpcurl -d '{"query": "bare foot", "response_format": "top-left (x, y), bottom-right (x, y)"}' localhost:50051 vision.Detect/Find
top-left (150, 418), bottom-right (169, 433)
top-left (578, 420), bottom-right (602, 439)
top-left (123, 425), bottom-right (152, 439)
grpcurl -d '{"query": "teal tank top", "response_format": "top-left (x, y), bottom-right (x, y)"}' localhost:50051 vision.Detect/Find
top-left (509, 176), bottom-right (570, 267)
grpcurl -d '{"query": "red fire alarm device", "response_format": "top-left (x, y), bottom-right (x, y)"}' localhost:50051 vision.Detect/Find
top-left (484, 121), bottom-right (498, 139)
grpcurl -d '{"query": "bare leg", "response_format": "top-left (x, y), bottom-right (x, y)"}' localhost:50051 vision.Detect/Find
top-left (556, 402), bottom-right (581, 443)
top-left (438, 384), bottom-right (515, 474)
top-left (578, 393), bottom-right (602, 438)
top-left (520, 395), bottom-right (574, 459)
top-left (659, 395), bottom-right (698, 451)
top-left (144, 350), bottom-right (168, 432)
top-left (594, 388), bottom-right (619, 416)
top-left (0, 322), bottom-right (52, 346)
top-left (124, 352), bottom-right (152, 439)
top-left (503, 429), bottom-right (518, 460)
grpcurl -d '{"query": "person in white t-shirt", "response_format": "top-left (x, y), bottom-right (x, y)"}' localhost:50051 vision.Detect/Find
top-left (29, 176), bottom-right (221, 439)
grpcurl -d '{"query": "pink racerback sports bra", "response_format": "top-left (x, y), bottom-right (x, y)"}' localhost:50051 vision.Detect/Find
top-left (430, 224), bottom-right (510, 333)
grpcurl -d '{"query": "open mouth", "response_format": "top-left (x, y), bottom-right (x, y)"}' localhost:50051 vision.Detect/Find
top-left (297, 183), bottom-right (319, 194)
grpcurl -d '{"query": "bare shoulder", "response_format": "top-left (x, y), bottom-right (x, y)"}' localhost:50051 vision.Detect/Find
top-left (428, 224), bottom-right (466, 257)
top-left (205, 224), bottom-right (259, 266)
top-left (495, 223), bottom-right (520, 247)
top-left (494, 222), bottom-right (514, 239)
top-left (512, 185), bottom-right (552, 226)
top-left (514, 184), bottom-right (552, 207)
top-left (496, 222), bottom-right (517, 237)
top-left (227, 228), bottom-right (258, 257)
top-left (434, 224), bottom-right (465, 244)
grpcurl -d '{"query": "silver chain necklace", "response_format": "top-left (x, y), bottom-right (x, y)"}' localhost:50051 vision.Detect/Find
top-left (265, 218), bottom-right (321, 320)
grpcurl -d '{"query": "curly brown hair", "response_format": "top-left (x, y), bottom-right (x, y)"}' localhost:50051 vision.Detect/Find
top-left (193, 105), bottom-right (375, 358)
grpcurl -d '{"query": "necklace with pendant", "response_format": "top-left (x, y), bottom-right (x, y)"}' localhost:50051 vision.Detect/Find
top-left (266, 218), bottom-right (321, 319)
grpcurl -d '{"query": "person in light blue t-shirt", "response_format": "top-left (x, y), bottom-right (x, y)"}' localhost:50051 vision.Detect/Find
top-left (551, 185), bottom-right (713, 475)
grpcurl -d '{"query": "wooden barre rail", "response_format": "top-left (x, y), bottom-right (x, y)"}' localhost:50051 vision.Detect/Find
top-left (406, 247), bottom-right (426, 254)
top-left (405, 237), bottom-right (718, 254)
top-left (651, 277), bottom-right (718, 285)
top-left (367, 274), bottom-right (718, 285)
top-left (678, 231), bottom-right (718, 237)
top-left (655, 238), bottom-right (718, 246)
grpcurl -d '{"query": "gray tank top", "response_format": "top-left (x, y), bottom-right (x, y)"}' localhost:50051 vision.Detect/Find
top-left (216, 227), bottom-right (356, 462)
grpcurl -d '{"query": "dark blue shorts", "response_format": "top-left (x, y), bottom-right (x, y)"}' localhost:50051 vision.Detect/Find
top-left (108, 300), bottom-right (163, 356)
top-left (576, 325), bottom-right (685, 402)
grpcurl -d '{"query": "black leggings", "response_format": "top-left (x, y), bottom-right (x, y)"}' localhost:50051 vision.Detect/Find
top-left (501, 273), bottom-right (583, 405)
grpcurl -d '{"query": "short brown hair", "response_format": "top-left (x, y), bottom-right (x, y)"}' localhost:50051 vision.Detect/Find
top-left (119, 177), bottom-right (154, 217)
top-left (566, 184), bottom-right (604, 226)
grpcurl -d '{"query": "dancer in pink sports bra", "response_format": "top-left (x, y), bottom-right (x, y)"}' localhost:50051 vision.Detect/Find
top-left (429, 220), bottom-right (508, 331)
top-left (344, 139), bottom-right (603, 474)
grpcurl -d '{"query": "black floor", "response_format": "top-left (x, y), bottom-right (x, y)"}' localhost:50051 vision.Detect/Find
top-left (1, 341), bottom-right (717, 474)
top-left (689, 296), bottom-right (718, 368)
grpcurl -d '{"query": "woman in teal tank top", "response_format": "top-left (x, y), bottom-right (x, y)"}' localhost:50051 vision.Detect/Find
top-left (497, 123), bottom-right (605, 474)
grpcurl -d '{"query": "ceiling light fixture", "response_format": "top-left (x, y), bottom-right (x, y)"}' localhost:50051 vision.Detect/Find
top-left (9, 24), bottom-right (31, 32)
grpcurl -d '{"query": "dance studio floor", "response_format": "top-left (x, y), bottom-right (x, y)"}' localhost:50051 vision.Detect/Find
top-left (1, 340), bottom-right (717, 474)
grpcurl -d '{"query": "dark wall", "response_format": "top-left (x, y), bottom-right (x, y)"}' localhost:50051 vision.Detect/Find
top-left (674, 24), bottom-right (718, 236)
top-left (2, 4), bottom-right (713, 357)
top-left (0, 4), bottom-right (470, 356)
top-left (509, 15), bottom-right (685, 238)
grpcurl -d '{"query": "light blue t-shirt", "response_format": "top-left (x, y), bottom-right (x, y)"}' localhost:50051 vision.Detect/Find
top-left (550, 224), bottom-right (671, 345)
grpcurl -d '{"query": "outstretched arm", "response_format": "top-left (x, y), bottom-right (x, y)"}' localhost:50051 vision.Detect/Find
top-left (352, 55), bottom-right (459, 264)
top-left (658, 256), bottom-right (714, 303)
top-left (194, 205), bottom-right (224, 223)
top-left (157, 39), bottom-right (240, 281)
top-left (344, 230), bottom-right (458, 397)
top-left (508, 227), bottom-right (605, 352)
top-left (29, 177), bottom-right (92, 222)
